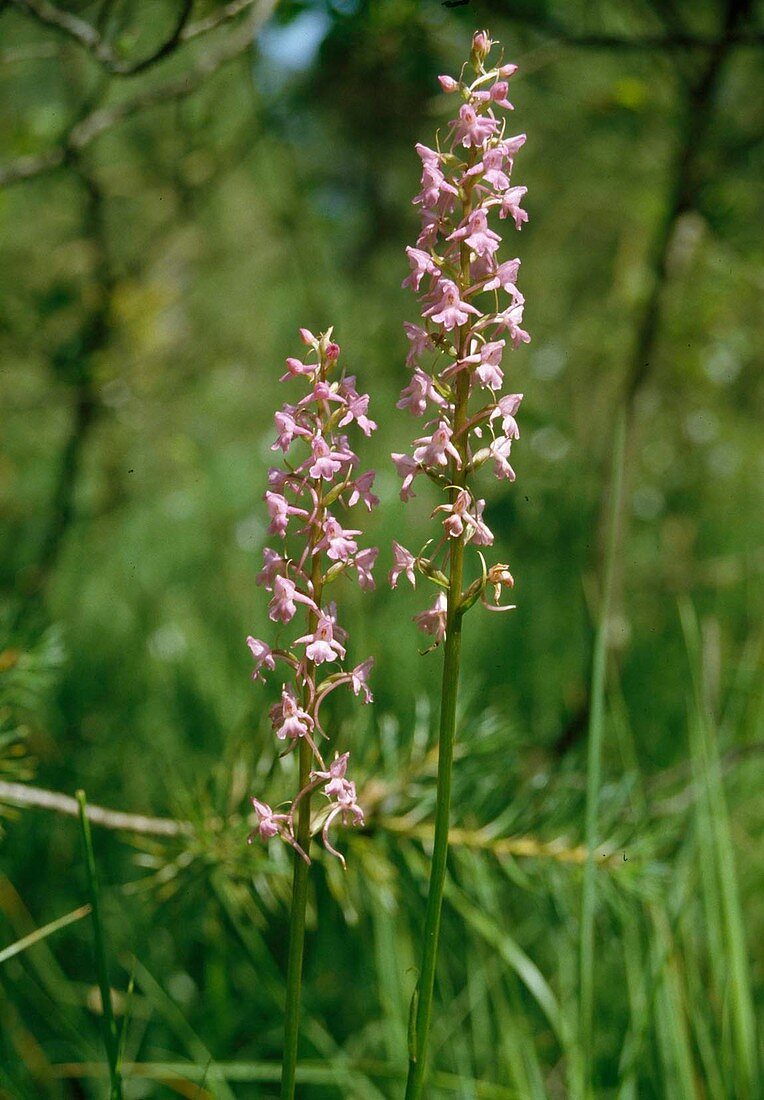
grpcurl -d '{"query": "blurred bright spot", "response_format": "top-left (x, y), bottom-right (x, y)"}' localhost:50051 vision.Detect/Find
top-left (632, 484), bottom-right (665, 521)
top-left (613, 77), bottom-right (648, 110)
top-left (259, 8), bottom-right (332, 74)
top-left (703, 343), bottom-right (742, 385)
top-left (530, 425), bottom-right (570, 463)
top-left (148, 623), bottom-right (188, 660)
top-left (684, 409), bottom-right (719, 445)
top-left (532, 342), bottom-right (566, 381)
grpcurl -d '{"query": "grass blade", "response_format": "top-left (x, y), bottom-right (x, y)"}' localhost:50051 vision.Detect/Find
top-left (580, 409), bottom-right (626, 1097)
top-left (76, 788), bottom-right (122, 1100)
top-left (0, 903), bottom-right (91, 965)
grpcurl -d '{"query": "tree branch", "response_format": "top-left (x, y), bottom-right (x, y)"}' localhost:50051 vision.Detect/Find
top-left (0, 781), bottom-right (191, 836)
top-left (9, 0), bottom-right (269, 74)
top-left (0, 0), bottom-right (276, 189)
top-left (11, 0), bottom-right (196, 76)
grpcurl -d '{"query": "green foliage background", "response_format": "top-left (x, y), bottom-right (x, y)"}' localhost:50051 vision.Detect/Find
top-left (0, 0), bottom-right (762, 1096)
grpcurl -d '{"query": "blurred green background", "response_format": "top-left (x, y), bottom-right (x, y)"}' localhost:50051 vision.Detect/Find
top-left (0, 0), bottom-right (762, 1096)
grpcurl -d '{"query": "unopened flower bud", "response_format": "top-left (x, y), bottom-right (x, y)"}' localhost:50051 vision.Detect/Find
top-left (471, 29), bottom-right (492, 67)
top-left (438, 74), bottom-right (459, 93)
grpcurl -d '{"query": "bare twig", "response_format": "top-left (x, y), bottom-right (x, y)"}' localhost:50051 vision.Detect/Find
top-left (182, 0), bottom-right (261, 40)
top-left (9, 0), bottom-right (267, 73)
top-left (0, 1), bottom-right (275, 189)
top-left (0, 781), bottom-right (191, 837)
top-left (11, 0), bottom-right (195, 76)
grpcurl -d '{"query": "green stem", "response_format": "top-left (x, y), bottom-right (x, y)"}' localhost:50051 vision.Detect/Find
top-left (281, 478), bottom-right (325, 1100)
top-left (405, 185), bottom-right (474, 1094)
top-left (404, 553), bottom-right (465, 1099)
top-left (280, 736), bottom-right (314, 1100)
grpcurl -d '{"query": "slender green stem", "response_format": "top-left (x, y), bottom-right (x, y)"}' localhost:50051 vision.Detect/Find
top-left (404, 558), bottom-right (465, 1099)
top-left (405, 181), bottom-right (474, 1095)
top-left (578, 409), bottom-right (625, 1098)
top-left (76, 789), bottom-right (122, 1100)
top-left (280, 736), bottom-right (314, 1100)
top-left (280, 486), bottom-right (325, 1100)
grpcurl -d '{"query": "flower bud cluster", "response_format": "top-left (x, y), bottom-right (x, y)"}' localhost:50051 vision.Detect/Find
top-left (392, 31), bottom-right (527, 638)
top-left (247, 328), bottom-right (377, 866)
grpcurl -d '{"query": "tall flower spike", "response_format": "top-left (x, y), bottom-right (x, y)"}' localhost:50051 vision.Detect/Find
top-left (246, 327), bottom-right (377, 867)
top-left (392, 32), bottom-right (528, 631)
top-left (396, 33), bottom-right (530, 1100)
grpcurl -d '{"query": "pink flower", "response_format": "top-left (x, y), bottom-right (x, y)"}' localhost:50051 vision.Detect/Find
top-left (271, 685), bottom-right (315, 741)
top-left (404, 322), bottom-right (431, 367)
top-left (319, 516), bottom-right (360, 562)
top-left (494, 302), bottom-right (531, 349)
top-left (295, 613), bottom-right (346, 664)
top-left (490, 81), bottom-right (513, 110)
top-left (472, 340), bottom-right (505, 390)
top-left (272, 407), bottom-right (309, 452)
top-left (498, 133), bottom-right (527, 158)
top-left (337, 379), bottom-right (377, 436)
top-left (280, 356), bottom-right (316, 382)
top-left (434, 489), bottom-right (492, 544)
top-left (321, 779), bottom-right (364, 867)
top-left (413, 421), bottom-right (461, 468)
top-left (415, 166), bottom-right (458, 211)
top-left (498, 186), bottom-right (528, 230)
top-left (471, 29), bottom-right (493, 60)
top-left (265, 491), bottom-right (306, 538)
top-left (489, 435), bottom-right (516, 481)
top-left (267, 466), bottom-right (290, 492)
top-left (438, 74), bottom-right (459, 93)
top-left (491, 393), bottom-right (523, 438)
top-left (435, 489), bottom-right (471, 538)
top-left (402, 247), bottom-right (440, 291)
top-left (249, 798), bottom-right (285, 840)
top-left (312, 751), bottom-right (350, 792)
top-left (268, 575), bottom-right (318, 624)
top-left (482, 258), bottom-right (521, 295)
top-left (389, 540), bottom-right (417, 588)
top-left (349, 658), bottom-right (374, 702)
top-left (413, 592), bottom-right (448, 645)
top-left (256, 547), bottom-right (285, 590)
top-left (246, 637), bottom-right (276, 681)
top-left (480, 147), bottom-right (512, 191)
top-left (347, 469), bottom-right (379, 511)
top-left (297, 380), bottom-right (343, 409)
top-left (423, 279), bottom-right (480, 331)
top-left (448, 209), bottom-right (501, 257)
top-left (415, 143), bottom-right (441, 169)
top-left (451, 104), bottom-right (499, 149)
top-left (354, 546), bottom-right (378, 591)
top-left (469, 497), bottom-right (494, 546)
top-left (392, 452), bottom-right (420, 500)
top-left (308, 434), bottom-right (345, 481)
top-left (397, 368), bottom-right (447, 417)
top-left (323, 601), bottom-right (348, 644)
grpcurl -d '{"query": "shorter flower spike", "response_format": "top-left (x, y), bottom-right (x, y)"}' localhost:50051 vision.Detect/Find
top-left (246, 327), bottom-right (377, 866)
